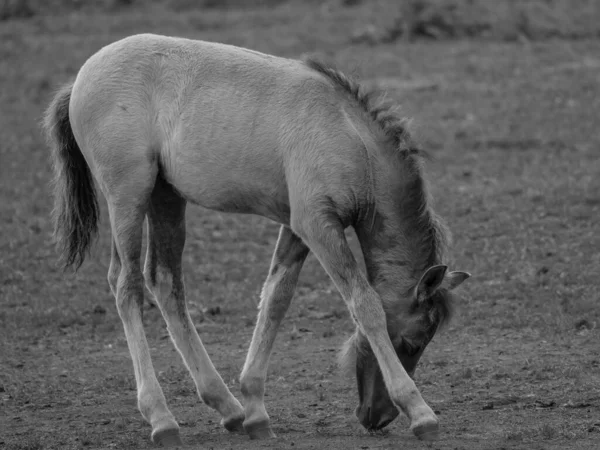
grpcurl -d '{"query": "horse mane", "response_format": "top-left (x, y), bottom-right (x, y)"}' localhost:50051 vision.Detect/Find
top-left (305, 57), bottom-right (451, 329)
top-left (304, 57), bottom-right (423, 157)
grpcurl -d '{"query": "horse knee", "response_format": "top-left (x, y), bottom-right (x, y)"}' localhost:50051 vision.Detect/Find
top-left (352, 292), bottom-right (387, 334)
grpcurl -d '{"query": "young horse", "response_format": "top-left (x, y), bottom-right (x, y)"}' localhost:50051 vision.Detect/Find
top-left (44, 34), bottom-right (469, 447)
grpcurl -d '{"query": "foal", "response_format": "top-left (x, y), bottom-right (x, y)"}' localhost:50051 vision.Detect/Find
top-left (44, 34), bottom-right (469, 446)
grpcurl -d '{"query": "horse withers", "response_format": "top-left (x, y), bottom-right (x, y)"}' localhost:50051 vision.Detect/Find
top-left (44, 33), bottom-right (470, 446)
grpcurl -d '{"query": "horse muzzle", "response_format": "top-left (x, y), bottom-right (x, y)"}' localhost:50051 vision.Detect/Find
top-left (355, 404), bottom-right (400, 431)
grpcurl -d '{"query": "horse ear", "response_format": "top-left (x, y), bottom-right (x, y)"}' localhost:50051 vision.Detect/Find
top-left (442, 271), bottom-right (471, 290)
top-left (415, 265), bottom-right (448, 300)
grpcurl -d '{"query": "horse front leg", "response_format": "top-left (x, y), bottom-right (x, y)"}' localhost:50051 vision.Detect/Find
top-left (240, 226), bottom-right (309, 439)
top-left (291, 215), bottom-right (439, 440)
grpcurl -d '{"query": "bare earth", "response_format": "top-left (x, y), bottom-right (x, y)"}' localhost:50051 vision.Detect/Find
top-left (1, 2), bottom-right (599, 450)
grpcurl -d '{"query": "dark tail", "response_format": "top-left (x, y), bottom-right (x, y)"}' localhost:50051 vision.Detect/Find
top-left (43, 82), bottom-right (99, 270)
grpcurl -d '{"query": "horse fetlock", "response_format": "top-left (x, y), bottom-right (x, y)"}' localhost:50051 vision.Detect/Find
top-left (239, 373), bottom-right (265, 399)
top-left (151, 426), bottom-right (182, 447)
top-left (409, 413), bottom-right (439, 441)
top-left (146, 410), bottom-right (180, 446)
top-left (388, 384), bottom-right (429, 417)
top-left (403, 399), bottom-right (438, 440)
top-left (200, 388), bottom-right (227, 410)
top-left (200, 382), bottom-right (244, 418)
top-left (221, 410), bottom-right (245, 433)
top-left (137, 390), bottom-right (171, 421)
top-left (243, 416), bottom-right (276, 440)
top-left (242, 397), bottom-right (271, 435)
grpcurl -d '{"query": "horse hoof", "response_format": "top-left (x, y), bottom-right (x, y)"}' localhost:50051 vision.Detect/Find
top-left (410, 417), bottom-right (439, 441)
top-left (222, 413), bottom-right (245, 433)
top-left (152, 428), bottom-right (183, 447)
top-left (244, 419), bottom-right (277, 439)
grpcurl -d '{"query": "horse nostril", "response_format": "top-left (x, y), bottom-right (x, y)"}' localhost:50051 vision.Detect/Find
top-left (357, 405), bottom-right (392, 431)
top-left (356, 406), bottom-right (375, 429)
top-left (374, 408), bottom-right (399, 430)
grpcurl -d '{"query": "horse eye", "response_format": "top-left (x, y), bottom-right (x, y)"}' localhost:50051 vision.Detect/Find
top-left (404, 341), bottom-right (421, 357)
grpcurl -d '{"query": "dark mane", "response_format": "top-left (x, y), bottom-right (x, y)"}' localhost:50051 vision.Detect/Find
top-left (305, 57), bottom-right (450, 322)
top-left (408, 179), bottom-right (450, 275)
top-left (304, 57), bottom-right (421, 156)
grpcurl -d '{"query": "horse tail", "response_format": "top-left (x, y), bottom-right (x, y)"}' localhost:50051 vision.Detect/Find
top-left (43, 81), bottom-right (100, 270)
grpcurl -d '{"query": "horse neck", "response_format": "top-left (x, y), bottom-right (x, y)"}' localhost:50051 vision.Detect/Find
top-left (355, 163), bottom-right (443, 309)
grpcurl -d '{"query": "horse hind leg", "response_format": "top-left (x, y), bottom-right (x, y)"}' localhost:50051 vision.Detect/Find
top-left (240, 226), bottom-right (310, 439)
top-left (143, 175), bottom-right (245, 433)
top-left (104, 168), bottom-right (182, 446)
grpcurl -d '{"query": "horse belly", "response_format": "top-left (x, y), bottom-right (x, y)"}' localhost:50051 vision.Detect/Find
top-left (162, 140), bottom-right (291, 224)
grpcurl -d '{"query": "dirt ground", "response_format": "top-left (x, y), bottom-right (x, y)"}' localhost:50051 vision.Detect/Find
top-left (1, 1), bottom-right (599, 449)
